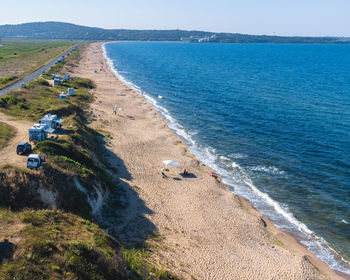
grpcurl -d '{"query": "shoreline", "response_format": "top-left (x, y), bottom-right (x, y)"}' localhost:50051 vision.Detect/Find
top-left (102, 41), bottom-right (350, 278)
top-left (75, 42), bottom-right (348, 279)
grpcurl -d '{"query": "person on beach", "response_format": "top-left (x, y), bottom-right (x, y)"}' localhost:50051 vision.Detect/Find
top-left (161, 171), bottom-right (167, 178)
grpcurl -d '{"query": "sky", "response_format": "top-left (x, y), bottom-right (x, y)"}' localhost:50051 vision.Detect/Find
top-left (1, 0), bottom-right (349, 37)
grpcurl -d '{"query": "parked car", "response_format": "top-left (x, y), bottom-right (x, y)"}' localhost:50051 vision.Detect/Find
top-left (27, 154), bottom-right (46, 169)
top-left (16, 142), bottom-right (32, 155)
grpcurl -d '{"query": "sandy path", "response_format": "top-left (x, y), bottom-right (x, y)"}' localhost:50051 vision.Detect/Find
top-left (72, 42), bottom-right (347, 280)
top-left (0, 113), bottom-right (32, 167)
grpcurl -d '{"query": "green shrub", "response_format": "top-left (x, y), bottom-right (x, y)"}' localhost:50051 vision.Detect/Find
top-left (122, 248), bottom-right (146, 276)
top-left (65, 241), bottom-right (100, 278)
top-left (0, 75), bottom-right (17, 85)
top-left (35, 78), bottom-right (50, 86)
top-left (32, 240), bottom-right (57, 258)
top-left (63, 78), bottom-right (95, 89)
top-left (60, 187), bottom-right (91, 219)
top-left (0, 96), bottom-right (21, 107)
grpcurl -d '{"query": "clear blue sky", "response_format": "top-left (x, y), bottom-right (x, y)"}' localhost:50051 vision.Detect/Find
top-left (1, 0), bottom-right (349, 36)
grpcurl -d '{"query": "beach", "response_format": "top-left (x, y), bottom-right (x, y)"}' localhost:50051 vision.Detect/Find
top-left (71, 42), bottom-right (347, 280)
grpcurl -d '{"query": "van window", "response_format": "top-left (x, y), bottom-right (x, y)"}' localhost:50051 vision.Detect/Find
top-left (28, 159), bottom-right (34, 162)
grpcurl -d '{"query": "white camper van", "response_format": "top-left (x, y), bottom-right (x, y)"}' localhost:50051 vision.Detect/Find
top-left (59, 93), bottom-right (67, 100)
top-left (39, 114), bottom-right (64, 133)
top-left (29, 124), bottom-right (48, 142)
top-left (27, 154), bottom-right (47, 169)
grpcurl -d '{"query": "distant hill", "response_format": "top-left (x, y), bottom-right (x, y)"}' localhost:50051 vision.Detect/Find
top-left (0, 21), bottom-right (349, 43)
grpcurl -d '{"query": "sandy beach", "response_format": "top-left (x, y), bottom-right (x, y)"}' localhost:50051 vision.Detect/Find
top-left (70, 42), bottom-right (347, 280)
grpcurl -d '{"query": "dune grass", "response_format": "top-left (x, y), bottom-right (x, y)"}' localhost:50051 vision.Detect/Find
top-left (0, 210), bottom-right (126, 280)
top-left (0, 122), bottom-right (15, 149)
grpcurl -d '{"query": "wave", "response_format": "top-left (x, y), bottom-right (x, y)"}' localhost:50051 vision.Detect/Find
top-left (229, 153), bottom-right (248, 159)
top-left (248, 165), bottom-right (286, 175)
top-left (102, 43), bottom-right (350, 275)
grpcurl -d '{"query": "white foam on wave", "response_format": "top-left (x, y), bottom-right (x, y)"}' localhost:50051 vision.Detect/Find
top-left (249, 165), bottom-right (286, 175)
top-left (342, 220), bottom-right (349, 224)
top-left (229, 153), bottom-right (248, 159)
top-left (102, 43), bottom-right (350, 274)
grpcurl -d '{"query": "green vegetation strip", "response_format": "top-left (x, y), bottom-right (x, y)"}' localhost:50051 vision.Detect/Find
top-left (0, 41), bottom-right (73, 60)
top-left (0, 76), bottom-right (17, 86)
top-left (0, 40), bottom-right (75, 89)
top-left (0, 122), bottom-right (15, 149)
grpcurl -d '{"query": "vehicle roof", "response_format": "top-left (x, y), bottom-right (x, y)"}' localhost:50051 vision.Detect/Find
top-left (18, 142), bottom-right (29, 146)
top-left (28, 154), bottom-right (41, 159)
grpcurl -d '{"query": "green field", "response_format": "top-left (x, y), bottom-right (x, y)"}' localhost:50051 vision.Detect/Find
top-left (0, 122), bottom-right (15, 149)
top-left (0, 40), bottom-right (75, 89)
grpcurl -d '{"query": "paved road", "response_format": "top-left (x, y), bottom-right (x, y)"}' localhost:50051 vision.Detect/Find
top-left (0, 42), bottom-right (81, 97)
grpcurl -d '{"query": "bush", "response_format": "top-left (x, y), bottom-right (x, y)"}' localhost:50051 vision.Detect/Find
top-left (65, 241), bottom-right (100, 278)
top-left (60, 187), bottom-right (91, 219)
top-left (35, 78), bottom-right (50, 87)
top-left (63, 78), bottom-right (94, 89)
top-left (0, 75), bottom-right (17, 85)
top-left (0, 96), bottom-right (21, 107)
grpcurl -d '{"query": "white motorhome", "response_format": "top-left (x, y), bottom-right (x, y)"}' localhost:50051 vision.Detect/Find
top-left (29, 124), bottom-right (48, 142)
top-left (54, 78), bottom-right (62, 85)
top-left (39, 114), bottom-right (64, 133)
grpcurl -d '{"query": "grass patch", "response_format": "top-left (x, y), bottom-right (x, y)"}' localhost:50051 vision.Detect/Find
top-left (0, 122), bottom-right (15, 149)
top-left (122, 248), bottom-right (178, 280)
top-left (273, 238), bottom-right (286, 248)
top-left (0, 79), bottom-right (92, 121)
top-left (0, 209), bottom-right (16, 224)
top-left (0, 40), bottom-right (75, 89)
top-left (0, 210), bottom-right (125, 280)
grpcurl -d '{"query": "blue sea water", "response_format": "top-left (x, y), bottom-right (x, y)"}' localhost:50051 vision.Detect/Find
top-left (104, 42), bottom-right (350, 274)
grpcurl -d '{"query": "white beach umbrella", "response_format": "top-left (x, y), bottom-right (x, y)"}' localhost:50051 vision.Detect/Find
top-left (163, 160), bottom-right (180, 167)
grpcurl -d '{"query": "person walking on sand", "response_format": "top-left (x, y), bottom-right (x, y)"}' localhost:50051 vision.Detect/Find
top-left (112, 105), bottom-right (118, 115)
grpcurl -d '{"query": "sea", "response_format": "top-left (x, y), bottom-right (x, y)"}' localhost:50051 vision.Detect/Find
top-left (104, 42), bottom-right (350, 274)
